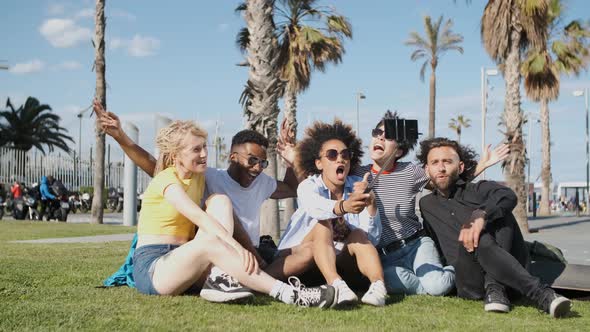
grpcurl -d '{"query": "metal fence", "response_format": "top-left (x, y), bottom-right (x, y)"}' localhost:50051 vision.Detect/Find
top-left (0, 147), bottom-right (151, 193)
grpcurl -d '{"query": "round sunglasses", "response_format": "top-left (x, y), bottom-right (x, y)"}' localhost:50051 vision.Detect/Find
top-left (234, 152), bottom-right (269, 169)
top-left (320, 148), bottom-right (352, 161)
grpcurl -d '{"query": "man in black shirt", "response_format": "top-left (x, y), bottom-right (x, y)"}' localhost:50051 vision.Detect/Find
top-left (416, 137), bottom-right (571, 318)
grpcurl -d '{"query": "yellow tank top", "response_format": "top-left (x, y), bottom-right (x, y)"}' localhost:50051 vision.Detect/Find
top-left (138, 167), bottom-right (205, 238)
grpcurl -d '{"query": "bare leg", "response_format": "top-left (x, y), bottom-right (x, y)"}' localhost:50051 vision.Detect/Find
top-left (306, 220), bottom-right (341, 284)
top-left (150, 194), bottom-right (278, 295)
top-left (345, 229), bottom-right (384, 283)
top-left (265, 242), bottom-right (315, 280)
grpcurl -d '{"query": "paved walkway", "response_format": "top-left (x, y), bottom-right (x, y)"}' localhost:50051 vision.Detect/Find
top-left (5, 212), bottom-right (134, 244)
top-left (13, 233), bottom-right (134, 244)
top-left (7, 213), bottom-right (590, 265)
top-left (525, 215), bottom-right (590, 265)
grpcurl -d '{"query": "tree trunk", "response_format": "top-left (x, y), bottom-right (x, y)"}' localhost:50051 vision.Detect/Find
top-left (502, 22), bottom-right (529, 233)
top-left (429, 68), bottom-right (436, 138)
top-left (91, 0), bottom-right (106, 224)
top-left (282, 88), bottom-right (298, 228)
top-left (539, 97), bottom-right (552, 215)
top-left (243, 0), bottom-right (283, 240)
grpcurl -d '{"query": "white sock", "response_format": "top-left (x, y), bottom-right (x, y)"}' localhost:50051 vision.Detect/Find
top-left (331, 278), bottom-right (345, 287)
top-left (269, 281), bottom-right (294, 304)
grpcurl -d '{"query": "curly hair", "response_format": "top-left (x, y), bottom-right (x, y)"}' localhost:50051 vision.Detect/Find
top-left (231, 130), bottom-right (269, 149)
top-left (374, 110), bottom-right (417, 161)
top-left (154, 120), bottom-right (208, 175)
top-left (415, 137), bottom-right (479, 181)
top-left (296, 119), bottom-right (363, 177)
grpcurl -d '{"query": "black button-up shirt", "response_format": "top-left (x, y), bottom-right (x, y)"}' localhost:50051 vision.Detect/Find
top-left (419, 179), bottom-right (517, 266)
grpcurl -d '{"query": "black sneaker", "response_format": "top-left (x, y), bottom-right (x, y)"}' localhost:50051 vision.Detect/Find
top-left (199, 267), bottom-right (254, 303)
top-left (535, 287), bottom-right (572, 318)
top-left (484, 283), bottom-right (510, 313)
top-left (288, 276), bottom-right (336, 308)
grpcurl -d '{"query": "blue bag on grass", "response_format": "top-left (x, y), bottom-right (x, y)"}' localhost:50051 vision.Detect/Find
top-left (103, 233), bottom-right (137, 288)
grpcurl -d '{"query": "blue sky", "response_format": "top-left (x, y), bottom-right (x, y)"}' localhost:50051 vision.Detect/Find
top-left (1, 0), bottom-right (589, 183)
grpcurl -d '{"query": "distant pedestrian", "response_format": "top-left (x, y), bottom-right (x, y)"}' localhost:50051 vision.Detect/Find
top-left (10, 180), bottom-right (22, 199)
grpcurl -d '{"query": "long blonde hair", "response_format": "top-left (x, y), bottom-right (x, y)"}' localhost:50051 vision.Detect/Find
top-left (154, 120), bottom-right (208, 175)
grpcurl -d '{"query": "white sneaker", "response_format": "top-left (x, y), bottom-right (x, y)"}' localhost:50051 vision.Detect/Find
top-left (332, 279), bottom-right (358, 306)
top-left (199, 266), bottom-right (254, 303)
top-left (282, 277), bottom-right (337, 308)
top-left (361, 280), bottom-right (387, 307)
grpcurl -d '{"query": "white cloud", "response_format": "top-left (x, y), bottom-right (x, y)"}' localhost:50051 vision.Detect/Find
top-left (110, 35), bottom-right (160, 57)
top-left (47, 3), bottom-right (65, 15)
top-left (53, 60), bottom-right (83, 71)
top-left (74, 8), bottom-right (94, 20)
top-left (128, 35), bottom-right (160, 57)
top-left (9, 60), bottom-right (45, 74)
top-left (40, 18), bottom-right (92, 48)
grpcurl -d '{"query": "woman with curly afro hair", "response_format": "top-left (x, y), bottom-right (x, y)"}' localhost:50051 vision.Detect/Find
top-left (277, 119), bottom-right (387, 307)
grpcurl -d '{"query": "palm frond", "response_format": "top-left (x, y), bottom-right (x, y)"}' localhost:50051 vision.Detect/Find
top-left (410, 49), bottom-right (427, 62)
top-left (236, 27), bottom-right (250, 53)
top-left (419, 60), bottom-right (429, 82)
top-left (326, 15), bottom-right (352, 38)
top-left (235, 2), bottom-right (247, 14)
top-left (405, 31), bottom-right (429, 48)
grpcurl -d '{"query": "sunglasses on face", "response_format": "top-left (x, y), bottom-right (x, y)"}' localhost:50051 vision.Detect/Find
top-left (320, 148), bottom-right (352, 161)
top-left (371, 128), bottom-right (394, 141)
top-left (235, 152), bottom-right (269, 169)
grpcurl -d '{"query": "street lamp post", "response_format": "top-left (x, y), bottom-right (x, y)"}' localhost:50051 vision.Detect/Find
top-left (525, 111), bottom-right (539, 213)
top-left (356, 92), bottom-right (366, 135)
top-left (481, 67), bottom-right (498, 180)
top-left (76, 106), bottom-right (92, 189)
top-left (574, 88), bottom-right (589, 214)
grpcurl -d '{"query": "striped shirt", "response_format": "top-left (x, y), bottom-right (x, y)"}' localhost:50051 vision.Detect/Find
top-left (352, 162), bottom-right (429, 247)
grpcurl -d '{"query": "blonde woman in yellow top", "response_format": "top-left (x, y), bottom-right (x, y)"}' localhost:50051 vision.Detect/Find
top-left (132, 120), bottom-right (336, 307)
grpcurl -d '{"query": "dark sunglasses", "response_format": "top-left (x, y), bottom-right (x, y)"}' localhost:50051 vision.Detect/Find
top-left (321, 149), bottom-right (352, 161)
top-left (235, 152), bottom-right (269, 169)
top-left (371, 128), bottom-right (394, 141)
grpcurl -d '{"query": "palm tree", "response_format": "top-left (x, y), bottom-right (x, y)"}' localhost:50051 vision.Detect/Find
top-left (405, 15), bottom-right (464, 138)
top-left (92, 0), bottom-right (107, 225)
top-left (237, 0), bottom-right (284, 239)
top-left (0, 97), bottom-right (73, 153)
top-left (275, 0), bottom-right (352, 132)
top-left (521, 1), bottom-right (590, 216)
top-left (238, 0), bottom-right (352, 223)
top-left (448, 115), bottom-right (471, 143)
top-left (481, 0), bottom-right (551, 233)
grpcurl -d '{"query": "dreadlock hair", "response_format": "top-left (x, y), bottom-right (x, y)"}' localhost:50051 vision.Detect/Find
top-left (415, 137), bottom-right (479, 181)
top-left (231, 130), bottom-right (269, 150)
top-left (296, 119), bottom-right (363, 178)
top-left (374, 110), bottom-right (416, 161)
top-left (154, 120), bottom-right (208, 175)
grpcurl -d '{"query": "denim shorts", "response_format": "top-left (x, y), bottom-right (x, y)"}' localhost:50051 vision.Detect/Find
top-left (133, 244), bottom-right (179, 295)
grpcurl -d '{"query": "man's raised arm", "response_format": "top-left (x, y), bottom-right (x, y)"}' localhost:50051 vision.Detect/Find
top-left (93, 100), bottom-right (157, 177)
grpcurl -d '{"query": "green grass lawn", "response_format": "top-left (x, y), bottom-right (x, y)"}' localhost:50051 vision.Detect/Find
top-left (0, 221), bottom-right (588, 331)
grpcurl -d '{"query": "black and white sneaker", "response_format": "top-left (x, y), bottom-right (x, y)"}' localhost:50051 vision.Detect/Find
top-left (484, 283), bottom-right (510, 313)
top-left (288, 276), bottom-right (336, 308)
top-left (536, 287), bottom-right (572, 318)
top-left (199, 267), bottom-right (254, 303)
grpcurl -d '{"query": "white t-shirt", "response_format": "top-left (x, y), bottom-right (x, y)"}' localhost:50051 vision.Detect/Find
top-left (204, 167), bottom-right (277, 246)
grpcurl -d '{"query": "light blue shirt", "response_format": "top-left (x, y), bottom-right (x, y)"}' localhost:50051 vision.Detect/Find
top-left (277, 174), bottom-right (381, 250)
